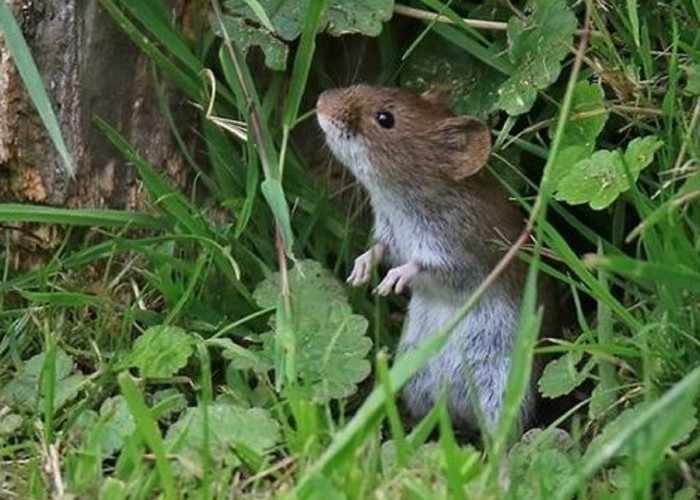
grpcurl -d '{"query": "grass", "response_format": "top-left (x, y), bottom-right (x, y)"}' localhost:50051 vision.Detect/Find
top-left (1, 0), bottom-right (699, 498)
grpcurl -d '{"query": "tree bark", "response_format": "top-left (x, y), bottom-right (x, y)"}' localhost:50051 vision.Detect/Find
top-left (0, 0), bottom-right (188, 231)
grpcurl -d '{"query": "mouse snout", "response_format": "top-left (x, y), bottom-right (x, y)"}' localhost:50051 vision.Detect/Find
top-left (316, 89), bottom-right (341, 116)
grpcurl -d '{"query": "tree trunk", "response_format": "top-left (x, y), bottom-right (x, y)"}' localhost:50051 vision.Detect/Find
top-left (0, 0), bottom-right (188, 247)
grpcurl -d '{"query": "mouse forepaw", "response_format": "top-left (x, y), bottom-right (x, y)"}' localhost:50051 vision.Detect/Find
top-left (374, 261), bottom-right (420, 296)
top-left (347, 249), bottom-right (374, 286)
top-left (347, 244), bottom-right (385, 287)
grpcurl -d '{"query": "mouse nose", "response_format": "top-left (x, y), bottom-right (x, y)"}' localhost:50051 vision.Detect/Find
top-left (316, 89), bottom-right (340, 115)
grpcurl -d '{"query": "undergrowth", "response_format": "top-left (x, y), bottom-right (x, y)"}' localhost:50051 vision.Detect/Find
top-left (0, 0), bottom-right (699, 499)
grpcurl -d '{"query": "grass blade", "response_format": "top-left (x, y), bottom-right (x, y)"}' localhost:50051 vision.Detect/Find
top-left (0, 204), bottom-right (163, 227)
top-left (555, 365), bottom-right (700, 499)
top-left (118, 372), bottom-right (176, 499)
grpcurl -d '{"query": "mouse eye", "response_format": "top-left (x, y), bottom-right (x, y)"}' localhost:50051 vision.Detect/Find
top-left (374, 110), bottom-right (395, 129)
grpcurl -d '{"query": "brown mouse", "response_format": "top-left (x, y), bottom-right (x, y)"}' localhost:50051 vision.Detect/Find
top-left (316, 84), bottom-right (555, 436)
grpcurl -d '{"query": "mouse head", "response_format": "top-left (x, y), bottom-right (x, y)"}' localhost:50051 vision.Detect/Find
top-left (316, 84), bottom-right (491, 186)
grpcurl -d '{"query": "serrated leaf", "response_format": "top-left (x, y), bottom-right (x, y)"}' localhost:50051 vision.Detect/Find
top-left (226, 0), bottom-right (392, 37)
top-left (0, 349), bottom-right (85, 412)
top-left (253, 259), bottom-right (372, 403)
top-left (324, 0), bottom-right (393, 36)
top-left (224, 0), bottom-right (311, 41)
top-left (165, 403), bottom-right (279, 474)
top-left (538, 351), bottom-right (592, 398)
top-left (497, 0), bottom-right (576, 115)
top-left (584, 402), bottom-right (697, 461)
top-left (220, 0), bottom-right (393, 69)
top-left (214, 14), bottom-right (288, 70)
top-left (554, 136), bottom-right (662, 210)
top-left (126, 325), bottom-right (194, 378)
top-left (509, 428), bottom-right (579, 500)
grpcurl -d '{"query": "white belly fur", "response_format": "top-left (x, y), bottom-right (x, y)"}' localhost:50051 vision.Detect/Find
top-left (398, 286), bottom-right (533, 431)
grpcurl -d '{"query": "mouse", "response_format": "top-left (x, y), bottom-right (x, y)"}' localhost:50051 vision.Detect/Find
top-left (316, 84), bottom-right (556, 436)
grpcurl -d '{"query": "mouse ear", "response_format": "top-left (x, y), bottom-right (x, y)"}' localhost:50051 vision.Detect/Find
top-left (438, 116), bottom-right (491, 180)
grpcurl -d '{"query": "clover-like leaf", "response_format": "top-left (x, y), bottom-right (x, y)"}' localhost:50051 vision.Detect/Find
top-left (538, 351), bottom-right (593, 399)
top-left (549, 145), bottom-right (590, 186)
top-left (555, 136), bottom-right (662, 210)
top-left (165, 403), bottom-right (279, 474)
top-left (0, 349), bottom-right (85, 412)
top-left (253, 259), bottom-right (372, 403)
top-left (126, 325), bottom-right (194, 378)
top-left (556, 150), bottom-right (626, 209)
top-left (498, 0), bottom-right (576, 115)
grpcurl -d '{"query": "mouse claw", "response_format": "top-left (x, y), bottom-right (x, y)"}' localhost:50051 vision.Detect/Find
top-left (374, 261), bottom-right (419, 296)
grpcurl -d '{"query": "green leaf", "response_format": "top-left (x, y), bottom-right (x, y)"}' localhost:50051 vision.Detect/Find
top-left (623, 135), bottom-right (663, 169)
top-left (538, 352), bottom-right (593, 399)
top-left (584, 402), bottom-right (697, 461)
top-left (260, 178), bottom-right (294, 252)
top-left (551, 81), bottom-right (609, 151)
top-left (401, 34), bottom-right (506, 118)
top-left (0, 413), bottom-right (23, 436)
top-left (210, 338), bottom-right (271, 372)
top-left (549, 145), bottom-right (591, 185)
top-left (117, 372), bottom-right (175, 498)
top-left (509, 428), bottom-right (578, 500)
top-left (20, 291), bottom-right (104, 308)
top-left (240, 0), bottom-right (276, 31)
top-left (497, 0), bottom-right (576, 115)
top-left (98, 478), bottom-right (128, 500)
top-left (0, 204), bottom-right (163, 228)
top-left (685, 64), bottom-right (700, 95)
top-left (219, 0), bottom-right (393, 69)
top-left (126, 325), bottom-right (194, 378)
top-left (0, 349), bottom-right (85, 412)
top-left (165, 403), bottom-right (280, 473)
top-left (224, 0), bottom-right (310, 41)
top-left (323, 0), bottom-right (393, 36)
top-left (588, 384), bottom-right (610, 420)
top-left (93, 396), bottom-right (136, 455)
top-left (554, 136), bottom-right (663, 210)
top-left (253, 260), bottom-right (372, 403)
top-left (213, 14), bottom-right (288, 70)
